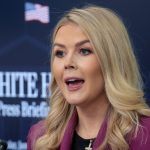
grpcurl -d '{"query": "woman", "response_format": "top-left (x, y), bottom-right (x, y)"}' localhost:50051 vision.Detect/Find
top-left (27, 5), bottom-right (150, 150)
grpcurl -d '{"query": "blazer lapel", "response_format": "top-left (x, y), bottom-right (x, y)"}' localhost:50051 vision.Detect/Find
top-left (60, 110), bottom-right (78, 150)
top-left (93, 117), bottom-right (108, 150)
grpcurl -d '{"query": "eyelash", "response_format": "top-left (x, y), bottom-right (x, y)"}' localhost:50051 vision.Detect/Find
top-left (54, 50), bottom-right (65, 58)
top-left (54, 48), bottom-right (92, 58)
top-left (79, 48), bottom-right (92, 55)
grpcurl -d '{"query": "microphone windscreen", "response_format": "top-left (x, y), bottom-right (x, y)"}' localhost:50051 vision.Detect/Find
top-left (0, 139), bottom-right (7, 150)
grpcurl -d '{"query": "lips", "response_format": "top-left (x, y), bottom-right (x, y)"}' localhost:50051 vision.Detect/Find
top-left (64, 77), bottom-right (84, 91)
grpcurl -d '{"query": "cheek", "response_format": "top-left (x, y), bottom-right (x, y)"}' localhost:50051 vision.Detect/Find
top-left (90, 67), bottom-right (103, 85)
top-left (84, 60), bottom-right (104, 87)
top-left (80, 58), bottom-right (102, 77)
top-left (52, 60), bottom-right (63, 82)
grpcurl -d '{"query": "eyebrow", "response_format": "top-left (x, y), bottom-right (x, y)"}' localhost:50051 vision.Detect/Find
top-left (53, 39), bottom-right (90, 48)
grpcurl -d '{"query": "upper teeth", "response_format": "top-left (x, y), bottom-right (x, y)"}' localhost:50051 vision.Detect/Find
top-left (67, 79), bottom-right (76, 82)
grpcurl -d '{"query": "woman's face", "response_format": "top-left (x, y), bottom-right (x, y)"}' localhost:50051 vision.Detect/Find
top-left (52, 23), bottom-right (107, 107)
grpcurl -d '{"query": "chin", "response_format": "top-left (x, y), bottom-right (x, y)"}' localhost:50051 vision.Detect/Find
top-left (65, 98), bottom-right (86, 106)
top-left (65, 98), bottom-right (82, 104)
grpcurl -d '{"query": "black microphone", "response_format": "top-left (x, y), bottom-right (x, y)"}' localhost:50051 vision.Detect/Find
top-left (0, 140), bottom-right (7, 150)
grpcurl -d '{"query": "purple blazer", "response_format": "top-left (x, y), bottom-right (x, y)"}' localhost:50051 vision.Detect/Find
top-left (27, 120), bottom-right (46, 150)
top-left (27, 112), bottom-right (150, 150)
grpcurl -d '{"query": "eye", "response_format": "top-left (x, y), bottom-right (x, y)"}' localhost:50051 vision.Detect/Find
top-left (80, 48), bottom-right (92, 56)
top-left (54, 50), bottom-right (65, 58)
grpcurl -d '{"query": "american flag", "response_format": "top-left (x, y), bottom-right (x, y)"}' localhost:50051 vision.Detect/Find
top-left (25, 2), bottom-right (50, 23)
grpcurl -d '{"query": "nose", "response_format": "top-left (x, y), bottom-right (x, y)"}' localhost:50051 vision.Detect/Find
top-left (64, 53), bottom-right (77, 70)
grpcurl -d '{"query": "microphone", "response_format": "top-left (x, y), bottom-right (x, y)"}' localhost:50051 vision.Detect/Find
top-left (0, 140), bottom-right (7, 150)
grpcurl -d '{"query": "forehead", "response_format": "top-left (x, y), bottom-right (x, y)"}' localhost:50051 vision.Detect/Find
top-left (54, 23), bottom-right (89, 43)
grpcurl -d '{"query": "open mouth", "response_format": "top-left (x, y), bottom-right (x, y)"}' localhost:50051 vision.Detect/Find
top-left (65, 79), bottom-right (84, 85)
top-left (65, 78), bottom-right (85, 91)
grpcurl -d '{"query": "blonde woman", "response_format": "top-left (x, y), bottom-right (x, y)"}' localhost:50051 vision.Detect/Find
top-left (27, 5), bottom-right (150, 150)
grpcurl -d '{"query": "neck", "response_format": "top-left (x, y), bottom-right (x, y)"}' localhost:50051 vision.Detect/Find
top-left (76, 95), bottom-right (109, 139)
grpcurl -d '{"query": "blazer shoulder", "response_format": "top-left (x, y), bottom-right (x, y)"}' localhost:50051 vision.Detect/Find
top-left (130, 116), bottom-right (150, 150)
top-left (27, 120), bottom-right (46, 150)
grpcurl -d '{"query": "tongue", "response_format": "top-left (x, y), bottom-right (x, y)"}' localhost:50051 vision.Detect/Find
top-left (68, 80), bottom-right (84, 91)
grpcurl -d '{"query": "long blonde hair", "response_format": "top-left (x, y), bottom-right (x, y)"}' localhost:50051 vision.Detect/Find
top-left (35, 5), bottom-right (150, 150)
